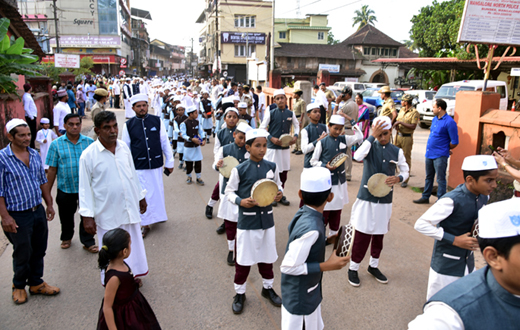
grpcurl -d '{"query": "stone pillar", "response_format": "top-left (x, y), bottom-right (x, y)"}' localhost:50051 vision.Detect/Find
top-left (448, 91), bottom-right (500, 188)
top-left (269, 70), bottom-right (282, 89)
top-left (317, 70), bottom-right (330, 86)
top-left (294, 80), bottom-right (312, 105)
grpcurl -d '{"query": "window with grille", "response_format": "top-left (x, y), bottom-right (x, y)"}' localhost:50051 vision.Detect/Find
top-left (318, 32), bottom-right (324, 40)
top-left (234, 44), bottom-right (256, 57)
top-left (279, 31), bottom-right (286, 39)
top-left (235, 15), bottom-right (256, 28)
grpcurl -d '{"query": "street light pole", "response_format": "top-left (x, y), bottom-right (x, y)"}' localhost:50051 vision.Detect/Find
top-left (52, 0), bottom-right (60, 53)
top-left (242, 32), bottom-right (248, 84)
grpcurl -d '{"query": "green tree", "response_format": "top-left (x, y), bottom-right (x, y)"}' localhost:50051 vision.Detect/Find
top-left (0, 18), bottom-right (40, 96)
top-left (327, 32), bottom-right (339, 45)
top-left (37, 56), bottom-right (94, 83)
top-left (352, 5), bottom-right (377, 30)
top-left (401, 39), bottom-right (416, 51)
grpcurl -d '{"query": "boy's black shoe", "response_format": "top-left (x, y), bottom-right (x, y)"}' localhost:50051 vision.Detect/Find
top-left (413, 198), bottom-right (429, 204)
top-left (280, 196), bottom-right (290, 206)
top-left (295, 150), bottom-right (303, 155)
top-left (261, 288), bottom-right (282, 307)
top-left (227, 251), bottom-right (235, 266)
top-left (186, 177), bottom-right (192, 184)
top-left (348, 270), bottom-right (360, 287)
top-left (367, 266), bottom-right (388, 284)
top-left (291, 149), bottom-right (298, 154)
top-left (205, 205), bottom-right (213, 219)
top-left (178, 163), bottom-right (183, 170)
top-left (196, 178), bottom-right (205, 186)
top-left (232, 294), bottom-right (246, 314)
top-left (216, 222), bottom-right (226, 235)
top-left (271, 201), bottom-right (278, 207)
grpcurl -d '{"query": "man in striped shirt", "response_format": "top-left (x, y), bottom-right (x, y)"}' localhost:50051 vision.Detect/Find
top-left (0, 119), bottom-right (59, 305)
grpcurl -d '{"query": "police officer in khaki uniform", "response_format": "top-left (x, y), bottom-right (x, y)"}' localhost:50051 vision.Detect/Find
top-left (378, 86), bottom-right (397, 122)
top-left (393, 93), bottom-right (419, 187)
top-left (292, 89), bottom-right (306, 155)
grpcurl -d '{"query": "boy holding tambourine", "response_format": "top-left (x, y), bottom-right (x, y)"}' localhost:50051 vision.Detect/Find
top-left (280, 167), bottom-right (350, 330)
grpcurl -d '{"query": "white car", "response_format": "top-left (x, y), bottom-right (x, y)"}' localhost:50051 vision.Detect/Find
top-left (332, 81), bottom-right (366, 97)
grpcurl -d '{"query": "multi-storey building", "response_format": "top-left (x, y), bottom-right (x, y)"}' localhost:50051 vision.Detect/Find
top-left (274, 14), bottom-right (330, 45)
top-left (149, 39), bottom-right (186, 77)
top-left (18, 0), bottom-right (132, 75)
top-left (196, 0), bottom-right (272, 82)
top-left (131, 16), bottom-right (150, 76)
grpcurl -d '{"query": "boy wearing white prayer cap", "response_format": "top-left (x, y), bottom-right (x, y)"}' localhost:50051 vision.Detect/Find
top-left (259, 89), bottom-right (300, 206)
top-left (415, 154), bottom-right (498, 300)
top-left (409, 198), bottom-right (520, 330)
top-left (35, 117), bottom-right (57, 171)
top-left (280, 167), bottom-right (349, 330)
top-left (180, 105), bottom-right (206, 185)
top-left (310, 114), bottom-right (362, 240)
top-left (348, 116), bottom-right (409, 287)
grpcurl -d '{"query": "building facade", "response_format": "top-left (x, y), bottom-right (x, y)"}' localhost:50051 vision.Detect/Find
top-left (149, 39), bottom-right (186, 77)
top-left (18, 0), bottom-right (132, 75)
top-left (274, 14), bottom-right (330, 45)
top-left (131, 17), bottom-right (150, 76)
top-left (196, 0), bottom-right (272, 82)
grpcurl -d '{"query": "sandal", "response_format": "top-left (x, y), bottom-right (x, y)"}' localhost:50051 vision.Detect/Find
top-left (83, 245), bottom-right (99, 253)
top-left (60, 240), bottom-right (71, 249)
top-left (141, 226), bottom-right (150, 238)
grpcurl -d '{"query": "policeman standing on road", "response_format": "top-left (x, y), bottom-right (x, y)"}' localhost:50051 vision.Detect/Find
top-left (292, 89), bottom-right (306, 155)
top-left (393, 94), bottom-right (419, 188)
top-left (378, 86), bottom-right (397, 122)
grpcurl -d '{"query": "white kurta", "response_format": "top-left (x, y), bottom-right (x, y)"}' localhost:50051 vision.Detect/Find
top-left (260, 107), bottom-right (300, 172)
top-left (122, 120), bottom-right (174, 226)
top-left (180, 120), bottom-right (205, 162)
top-left (349, 137), bottom-right (409, 235)
top-left (414, 197), bottom-right (474, 300)
top-left (408, 302), bottom-right (464, 330)
top-left (35, 129), bottom-right (57, 169)
top-left (123, 83), bottom-right (135, 118)
top-left (225, 164), bottom-right (283, 266)
top-left (309, 127), bottom-right (362, 210)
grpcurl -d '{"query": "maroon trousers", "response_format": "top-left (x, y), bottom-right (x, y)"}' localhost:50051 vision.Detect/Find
top-left (211, 181), bottom-right (220, 201)
top-left (224, 220), bottom-right (237, 241)
top-left (234, 262), bottom-right (274, 285)
top-left (351, 230), bottom-right (384, 264)
top-left (322, 210), bottom-right (342, 232)
top-left (279, 171), bottom-right (288, 189)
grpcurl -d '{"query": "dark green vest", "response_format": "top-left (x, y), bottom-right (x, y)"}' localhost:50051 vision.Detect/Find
top-left (266, 107), bottom-right (294, 150)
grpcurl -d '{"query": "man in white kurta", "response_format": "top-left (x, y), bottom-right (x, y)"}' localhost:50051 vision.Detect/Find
top-left (123, 78), bottom-right (135, 119)
top-left (122, 94), bottom-right (174, 238)
top-left (78, 111), bottom-right (148, 280)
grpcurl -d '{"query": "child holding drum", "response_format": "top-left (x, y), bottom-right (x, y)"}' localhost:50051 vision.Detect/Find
top-left (280, 167), bottom-right (350, 330)
top-left (310, 114), bottom-right (363, 240)
top-left (173, 104), bottom-right (188, 170)
top-left (179, 105), bottom-right (206, 185)
top-left (213, 122), bottom-right (251, 265)
top-left (224, 128), bottom-right (283, 315)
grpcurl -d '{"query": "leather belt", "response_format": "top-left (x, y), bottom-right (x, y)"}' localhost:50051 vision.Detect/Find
top-left (12, 204), bottom-right (40, 213)
top-left (398, 132), bottom-right (412, 137)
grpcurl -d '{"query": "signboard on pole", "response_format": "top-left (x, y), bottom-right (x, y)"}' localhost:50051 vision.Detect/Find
top-left (458, 0), bottom-right (520, 45)
top-left (54, 53), bottom-right (80, 68)
top-left (120, 58), bottom-right (127, 68)
top-left (511, 68), bottom-right (520, 76)
top-left (318, 64), bottom-right (340, 73)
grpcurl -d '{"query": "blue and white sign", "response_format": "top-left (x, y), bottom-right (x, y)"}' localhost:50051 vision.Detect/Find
top-left (318, 64), bottom-right (340, 73)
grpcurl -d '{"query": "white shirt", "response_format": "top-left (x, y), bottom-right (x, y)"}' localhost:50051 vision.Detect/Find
top-left (301, 125), bottom-right (329, 156)
top-left (113, 83), bottom-right (121, 95)
top-left (78, 140), bottom-right (147, 231)
top-left (53, 101), bottom-right (70, 130)
top-left (315, 90), bottom-right (328, 109)
top-left (408, 302), bottom-right (464, 330)
top-left (415, 198), bottom-right (456, 241)
top-left (121, 119), bottom-right (174, 169)
top-left (353, 138), bottom-right (409, 182)
top-left (258, 92), bottom-right (266, 111)
top-left (280, 230), bottom-right (319, 276)
top-left (310, 126), bottom-right (363, 167)
top-left (260, 107), bottom-right (300, 137)
top-left (23, 92), bottom-right (38, 119)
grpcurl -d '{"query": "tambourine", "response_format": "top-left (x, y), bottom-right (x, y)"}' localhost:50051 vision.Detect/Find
top-left (238, 119), bottom-right (248, 126)
top-left (279, 134), bottom-right (293, 148)
top-left (219, 156), bottom-right (239, 178)
top-left (334, 223), bottom-right (356, 257)
top-left (251, 179), bottom-right (278, 207)
top-left (514, 180), bottom-right (520, 192)
top-left (471, 221), bottom-right (479, 238)
top-left (367, 173), bottom-right (392, 198)
top-left (330, 152), bottom-right (347, 168)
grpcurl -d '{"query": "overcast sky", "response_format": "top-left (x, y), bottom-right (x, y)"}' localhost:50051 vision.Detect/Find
top-left (131, 0), bottom-right (450, 52)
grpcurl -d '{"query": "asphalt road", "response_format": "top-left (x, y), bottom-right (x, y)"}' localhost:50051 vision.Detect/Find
top-left (0, 111), bottom-right (451, 329)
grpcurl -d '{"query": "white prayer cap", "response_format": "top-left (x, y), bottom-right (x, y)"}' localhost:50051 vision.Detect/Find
top-left (232, 95), bottom-right (240, 102)
top-left (130, 93), bottom-right (148, 105)
top-left (479, 199), bottom-right (520, 239)
top-left (173, 95), bottom-right (182, 102)
top-left (224, 107), bottom-right (239, 116)
top-left (193, 91), bottom-right (198, 95)
top-left (300, 167), bottom-right (331, 193)
top-left (40, 118), bottom-right (50, 124)
top-left (273, 89), bottom-right (285, 97)
top-left (222, 96), bottom-right (233, 104)
top-left (202, 89), bottom-right (209, 94)
top-left (306, 103), bottom-right (320, 112)
top-left (373, 116), bottom-right (392, 130)
top-left (6, 118), bottom-right (27, 133)
top-left (246, 129), bottom-right (269, 142)
top-left (461, 155), bottom-right (497, 171)
top-left (329, 115), bottom-right (345, 126)
top-left (176, 103), bottom-right (186, 109)
top-left (238, 102), bottom-right (248, 108)
top-left (237, 122), bottom-right (252, 134)
top-left (186, 105), bottom-right (197, 114)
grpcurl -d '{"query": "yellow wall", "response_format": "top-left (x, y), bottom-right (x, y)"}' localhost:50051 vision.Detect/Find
top-left (274, 15), bottom-right (329, 44)
top-left (309, 15), bottom-right (328, 27)
top-left (289, 30), bottom-right (328, 44)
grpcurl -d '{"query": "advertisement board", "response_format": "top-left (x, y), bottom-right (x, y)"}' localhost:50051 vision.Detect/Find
top-left (221, 32), bottom-right (266, 45)
top-left (54, 53), bottom-right (80, 68)
top-left (458, 0), bottom-right (520, 45)
top-left (318, 64), bottom-right (340, 73)
top-left (50, 35), bottom-right (121, 48)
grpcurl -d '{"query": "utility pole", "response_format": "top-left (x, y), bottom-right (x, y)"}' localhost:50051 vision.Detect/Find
top-left (190, 37), bottom-right (194, 77)
top-left (52, 0), bottom-right (60, 53)
top-left (270, 0), bottom-right (274, 72)
top-left (215, 0), bottom-right (219, 79)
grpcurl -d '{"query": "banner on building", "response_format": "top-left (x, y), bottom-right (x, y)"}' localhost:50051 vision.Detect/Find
top-left (221, 32), bottom-right (266, 45)
top-left (318, 64), bottom-right (340, 73)
top-left (50, 35), bottom-right (121, 48)
top-left (54, 53), bottom-right (80, 68)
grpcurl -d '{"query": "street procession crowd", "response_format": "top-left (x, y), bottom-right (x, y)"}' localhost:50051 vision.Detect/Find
top-left (2, 73), bottom-right (520, 329)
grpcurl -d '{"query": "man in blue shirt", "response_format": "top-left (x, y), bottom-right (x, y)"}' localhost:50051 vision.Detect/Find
top-left (0, 119), bottom-right (59, 305)
top-left (414, 99), bottom-right (458, 204)
top-left (46, 113), bottom-right (95, 251)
